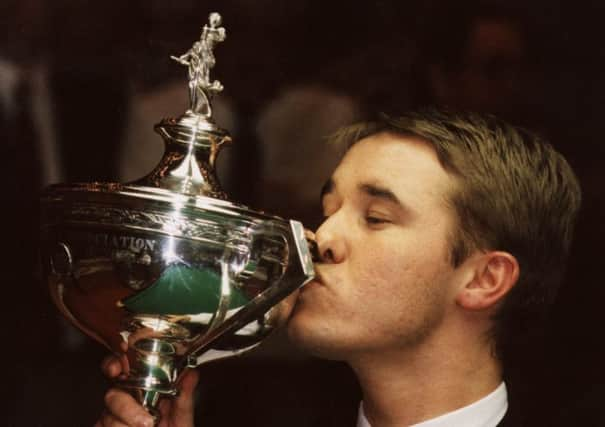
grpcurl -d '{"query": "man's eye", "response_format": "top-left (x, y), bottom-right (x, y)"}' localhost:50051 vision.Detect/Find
top-left (365, 216), bottom-right (389, 225)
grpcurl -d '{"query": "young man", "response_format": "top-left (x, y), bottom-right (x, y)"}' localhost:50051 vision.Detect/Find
top-left (96, 109), bottom-right (581, 427)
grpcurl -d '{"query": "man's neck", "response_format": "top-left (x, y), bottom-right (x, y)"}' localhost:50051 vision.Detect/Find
top-left (349, 335), bottom-right (502, 427)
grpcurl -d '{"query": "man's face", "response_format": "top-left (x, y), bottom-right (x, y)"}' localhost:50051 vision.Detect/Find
top-left (287, 132), bottom-right (463, 360)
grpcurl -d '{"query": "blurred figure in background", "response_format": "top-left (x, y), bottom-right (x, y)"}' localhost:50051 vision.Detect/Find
top-left (256, 85), bottom-right (360, 228)
top-left (2, 0), bottom-right (65, 423)
top-left (411, 1), bottom-right (541, 129)
top-left (6, 1), bottom-right (139, 424)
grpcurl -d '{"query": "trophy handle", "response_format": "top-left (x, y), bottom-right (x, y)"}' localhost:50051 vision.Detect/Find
top-left (183, 220), bottom-right (315, 367)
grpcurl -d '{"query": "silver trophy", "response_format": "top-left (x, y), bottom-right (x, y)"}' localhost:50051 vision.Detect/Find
top-left (40, 13), bottom-right (316, 421)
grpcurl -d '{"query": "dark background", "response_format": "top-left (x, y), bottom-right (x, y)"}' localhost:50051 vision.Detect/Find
top-left (3, 0), bottom-right (605, 425)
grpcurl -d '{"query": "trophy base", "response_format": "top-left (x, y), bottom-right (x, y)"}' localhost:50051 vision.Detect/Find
top-left (118, 379), bottom-right (178, 402)
top-left (123, 387), bottom-right (169, 425)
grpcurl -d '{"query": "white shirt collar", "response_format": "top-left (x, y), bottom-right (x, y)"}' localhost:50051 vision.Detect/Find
top-left (357, 382), bottom-right (508, 427)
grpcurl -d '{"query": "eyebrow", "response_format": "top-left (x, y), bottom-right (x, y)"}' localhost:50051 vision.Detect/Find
top-left (358, 183), bottom-right (403, 206)
top-left (320, 178), bottom-right (404, 208)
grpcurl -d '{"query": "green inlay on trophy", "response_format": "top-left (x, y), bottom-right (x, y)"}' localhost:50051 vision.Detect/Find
top-left (122, 265), bottom-right (250, 314)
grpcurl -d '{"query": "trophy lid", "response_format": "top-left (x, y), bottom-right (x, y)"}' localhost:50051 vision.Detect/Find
top-left (135, 11), bottom-right (231, 200)
top-left (43, 12), bottom-right (269, 222)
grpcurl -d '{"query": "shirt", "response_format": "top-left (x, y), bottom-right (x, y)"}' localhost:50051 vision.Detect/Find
top-left (357, 382), bottom-right (508, 427)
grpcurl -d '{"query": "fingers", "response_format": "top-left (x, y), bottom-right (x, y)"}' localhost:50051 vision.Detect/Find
top-left (101, 353), bottom-right (130, 378)
top-left (98, 357), bottom-right (199, 427)
top-left (101, 355), bottom-right (123, 378)
top-left (160, 369), bottom-right (199, 427)
top-left (102, 388), bottom-right (154, 427)
top-left (176, 369), bottom-right (199, 409)
top-left (96, 410), bottom-right (131, 427)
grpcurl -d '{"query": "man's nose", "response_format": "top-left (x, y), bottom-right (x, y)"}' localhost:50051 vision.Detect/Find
top-left (314, 216), bottom-right (347, 264)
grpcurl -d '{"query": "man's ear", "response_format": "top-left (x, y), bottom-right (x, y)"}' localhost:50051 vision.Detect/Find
top-left (456, 251), bottom-right (519, 311)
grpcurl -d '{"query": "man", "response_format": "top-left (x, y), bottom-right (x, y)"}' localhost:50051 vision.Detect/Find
top-left (96, 109), bottom-right (581, 426)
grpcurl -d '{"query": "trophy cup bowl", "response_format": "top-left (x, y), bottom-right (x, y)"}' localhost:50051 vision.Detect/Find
top-left (39, 13), bottom-right (316, 421)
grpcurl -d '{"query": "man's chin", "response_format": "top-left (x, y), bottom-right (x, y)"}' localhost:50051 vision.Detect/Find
top-left (285, 316), bottom-right (348, 361)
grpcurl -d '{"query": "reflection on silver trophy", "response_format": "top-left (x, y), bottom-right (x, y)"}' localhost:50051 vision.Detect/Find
top-left (40, 12), bottom-right (317, 422)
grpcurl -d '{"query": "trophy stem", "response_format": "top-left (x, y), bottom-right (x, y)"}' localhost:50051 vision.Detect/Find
top-left (129, 389), bottom-right (162, 425)
top-left (140, 390), bottom-right (161, 413)
top-left (117, 336), bottom-right (180, 424)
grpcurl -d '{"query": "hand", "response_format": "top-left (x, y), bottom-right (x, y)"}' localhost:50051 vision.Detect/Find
top-left (95, 355), bottom-right (199, 427)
